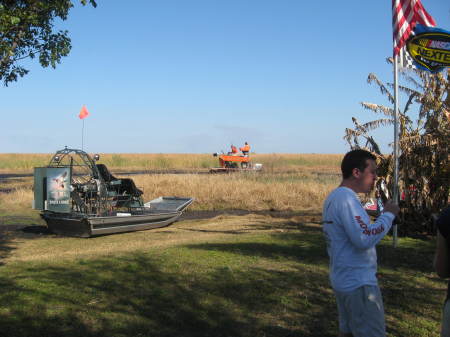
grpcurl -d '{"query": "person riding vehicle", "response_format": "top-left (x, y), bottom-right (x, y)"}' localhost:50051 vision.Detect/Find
top-left (240, 142), bottom-right (250, 156)
top-left (228, 145), bottom-right (238, 155)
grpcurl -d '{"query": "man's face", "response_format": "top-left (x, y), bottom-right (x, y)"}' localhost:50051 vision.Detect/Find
top-left (353, 159), bottom-right (377, 194)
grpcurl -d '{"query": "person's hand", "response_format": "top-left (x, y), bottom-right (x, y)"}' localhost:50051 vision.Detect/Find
top-left (383, 200), bottom-right (400, 217)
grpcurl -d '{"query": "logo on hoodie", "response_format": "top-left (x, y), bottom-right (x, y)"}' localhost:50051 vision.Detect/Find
top-left (355, 216), bottom-right (384, 236)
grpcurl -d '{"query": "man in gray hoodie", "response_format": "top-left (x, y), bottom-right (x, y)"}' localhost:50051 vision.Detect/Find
top-left (323, 149), bottom-right (399, 337)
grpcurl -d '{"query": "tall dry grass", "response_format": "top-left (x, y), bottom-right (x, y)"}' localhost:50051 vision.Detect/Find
top-left (0, 153), bottom-right (342, 214)
top-left (134, 172), bottom-right (339, 211)
top-left (0, 153), bottom-right (49, 172)
top-left (0, 187), bottom-right (33, 212)
top-left (0, 153), bottom-right (342, 173)
top-left (0, 172), bottom-right (340, 214)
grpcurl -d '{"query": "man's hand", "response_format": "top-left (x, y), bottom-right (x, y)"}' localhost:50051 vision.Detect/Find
top-left (383, 200), bottom-right (400, 217)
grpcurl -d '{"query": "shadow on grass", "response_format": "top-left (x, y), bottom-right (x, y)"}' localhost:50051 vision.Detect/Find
top-left (183, 231), bottom-right (328, 266)
top-left (0, 216), bottom-right (443, 337)
top-left (0, 251), bottom-right (338, 337)
top-left (378, 237), bottom-right (435, 273)
top-left (0, 216), bottom-right (335, 336)
top-left (181, 209), bottom-right (322, 222)
top-left (183, 222), bottom-right (443, 336)
top-left (0, 237), bottom-right (16, 266)
top-left (179, 213), bottom-right (322, 237)
top-left (381, 269), bottom-right (444, 337)
top-left (0, 217), bottom-right (41, 264)
top-left (376, 237), bottom-right (444, 336)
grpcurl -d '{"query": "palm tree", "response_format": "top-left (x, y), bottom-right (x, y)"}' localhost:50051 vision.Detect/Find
top-left (345, 62), bottom-right (449, 234)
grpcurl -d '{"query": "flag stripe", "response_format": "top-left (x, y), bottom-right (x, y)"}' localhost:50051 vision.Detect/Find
top-left (393, 0), bottom-right (414, 37)
top-left (415, 1), bottom-right (436, 26)
top-left (393, 0), bottom-right (415, 55)
top-left (392, 0), bottom-right (436, 56)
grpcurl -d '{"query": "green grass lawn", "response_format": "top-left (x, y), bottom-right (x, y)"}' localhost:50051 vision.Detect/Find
top-left (0, 214), bottom-right (445, 337)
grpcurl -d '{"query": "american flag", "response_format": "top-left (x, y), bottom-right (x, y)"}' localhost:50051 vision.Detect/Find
top-left (392, 0), bottom-right (436, 57)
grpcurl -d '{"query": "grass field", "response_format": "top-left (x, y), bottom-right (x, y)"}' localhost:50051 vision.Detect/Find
top-left (0, 153), bottom-right (445, 337)
top-left (0, 153), bottom-right (342, 173)
top-left (0, 153), bottom-right (342, 214)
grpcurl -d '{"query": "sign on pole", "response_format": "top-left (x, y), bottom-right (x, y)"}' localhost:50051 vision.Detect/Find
top-left (406, 24), bottom-right (450, 73)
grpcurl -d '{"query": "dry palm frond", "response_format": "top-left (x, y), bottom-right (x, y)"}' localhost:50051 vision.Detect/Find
top-left (444, 108), bottom-right (450, 122)
top-left (350, 117), bottom-right (369, 135)
top-left (367, 73), bottom-right (394, 104)
top-left (402, 74), bottom-right (424, 90)
top-left (397, 85), bottom-right (422, 99)
top-left (402, 92), bottom-right (418, 116)
top-left (344, 128), bottom-right (362, 149)
top-left (398, 133), bottom-right (424, 145)
top-left (361, 119), bottom-right (393, 131)
top-left (365, 136), bottom-right (382, 155)
top-left (344, 127), bottom-right (363, 138)
top-left (360, 102), bottom-right (394, 117)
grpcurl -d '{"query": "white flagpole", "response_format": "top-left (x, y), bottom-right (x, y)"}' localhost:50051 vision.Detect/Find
top-left (82, 119), bottom-right (85, 151)
top-left (393, 54), bottom-right (400, 247)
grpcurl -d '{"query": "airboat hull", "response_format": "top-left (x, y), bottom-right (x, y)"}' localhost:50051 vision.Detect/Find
top-left (42, 197), bottom-right (194, 237)
top-left (209, 166), bottom-right (263, 173)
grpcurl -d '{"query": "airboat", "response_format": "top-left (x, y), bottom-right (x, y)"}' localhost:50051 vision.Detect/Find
top-left (209, 152), bottom-right (263, 173)
top-left (33, 147), bottom-right (193, 237)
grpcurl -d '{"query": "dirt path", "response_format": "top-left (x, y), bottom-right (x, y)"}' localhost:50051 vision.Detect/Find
top-left (0, 170), bottom-right (209, 180)
top-left (0, 169), bottom-right (340, 180)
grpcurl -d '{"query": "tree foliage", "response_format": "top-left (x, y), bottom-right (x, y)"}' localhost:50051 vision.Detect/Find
top-left (345, 62), bottom-right (450, 235)
top-left (0, 0), bottom-right (96, 86)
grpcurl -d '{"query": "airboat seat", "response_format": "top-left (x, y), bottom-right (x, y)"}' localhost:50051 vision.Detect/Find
top-left (96, 164), bottom-right (118, 182)
top-left (96, 164), bottom-right (143, 197)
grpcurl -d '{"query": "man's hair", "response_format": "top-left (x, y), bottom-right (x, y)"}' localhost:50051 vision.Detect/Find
top-left (341, 149), bottom-right (376, 179)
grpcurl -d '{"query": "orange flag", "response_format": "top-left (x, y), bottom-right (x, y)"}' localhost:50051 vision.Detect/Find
top-left (79, 105), bottom-right (90, 119)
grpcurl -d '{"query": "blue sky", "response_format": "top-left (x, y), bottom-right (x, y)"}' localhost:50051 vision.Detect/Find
top-left (1, 0), bottom-right (448, 154)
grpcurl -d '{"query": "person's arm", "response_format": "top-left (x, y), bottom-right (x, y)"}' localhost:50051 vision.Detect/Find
top-left (435, 206), bottom-right (450, 278)
top-left (434, 230), bottom-right (450, 278)
top-left (339, 195), bottom-right (395, 250)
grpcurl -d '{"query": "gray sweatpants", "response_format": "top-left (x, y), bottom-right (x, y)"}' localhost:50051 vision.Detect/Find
top-left (334, 285), bottom-right (386, 337)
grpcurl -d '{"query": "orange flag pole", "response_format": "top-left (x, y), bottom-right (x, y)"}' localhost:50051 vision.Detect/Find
top-left (79, 105), bottom-right (90, 150)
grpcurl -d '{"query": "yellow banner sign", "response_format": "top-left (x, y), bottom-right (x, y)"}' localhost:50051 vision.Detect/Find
top-left (406, 25), bottom-right (450, 72)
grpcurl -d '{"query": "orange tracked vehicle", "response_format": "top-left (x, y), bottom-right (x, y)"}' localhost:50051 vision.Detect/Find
top-left (209, 143), bottom-right (262, 173)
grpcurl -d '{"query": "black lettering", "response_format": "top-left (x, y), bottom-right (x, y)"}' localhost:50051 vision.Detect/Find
top-left (418, 47), bottom-right (430, 57)
top-left (429, 50), bottom-right (439, 60)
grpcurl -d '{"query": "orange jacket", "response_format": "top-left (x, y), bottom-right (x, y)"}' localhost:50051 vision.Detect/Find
top-left (231, 145), bottom-right (238, 153)
top-left (240, 144), bottom-right (250, 152)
